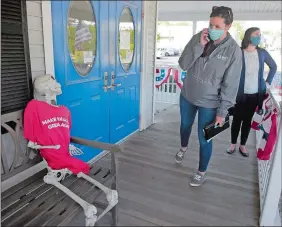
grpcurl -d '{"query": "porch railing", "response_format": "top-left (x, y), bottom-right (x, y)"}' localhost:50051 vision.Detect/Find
top-left (257, 88), bottom-right (282, 226)
top-left (155, 65), bottom-right (184, 104)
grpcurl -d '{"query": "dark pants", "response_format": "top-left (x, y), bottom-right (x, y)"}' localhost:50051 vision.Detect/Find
top-left (180, 95), bottom-right (217, 172)
top-left (231, 93), bottom-right (259, 145)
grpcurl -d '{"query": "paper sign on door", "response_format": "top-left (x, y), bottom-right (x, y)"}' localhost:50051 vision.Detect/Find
top-left (120, 30), bottom-right (131, 50)
top-left (84, 51), bottom-right (93, 64)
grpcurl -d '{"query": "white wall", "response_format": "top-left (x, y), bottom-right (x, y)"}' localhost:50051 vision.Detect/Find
top-left (26, 1), bottom-right (46, 80)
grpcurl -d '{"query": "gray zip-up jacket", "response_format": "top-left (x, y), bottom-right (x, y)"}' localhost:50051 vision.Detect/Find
top-left (178, 31), bottom-right (242, 117)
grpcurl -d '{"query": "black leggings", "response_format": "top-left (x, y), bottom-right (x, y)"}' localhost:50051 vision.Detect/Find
top-left (231, 93), bottom-right (259, 145)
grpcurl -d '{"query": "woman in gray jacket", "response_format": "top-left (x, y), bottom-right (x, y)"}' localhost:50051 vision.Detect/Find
top-left (176, 6), bottom-right (242, 187)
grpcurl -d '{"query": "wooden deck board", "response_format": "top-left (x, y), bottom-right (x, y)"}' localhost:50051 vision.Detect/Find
top-left (1, 105), bottom-right (260, 226)
top-left (1, 165), bottom-right (116, 226)
top-left (60, 105), bottom-right (260, 226)
top-left (114, 105), bottom-right (259, 226)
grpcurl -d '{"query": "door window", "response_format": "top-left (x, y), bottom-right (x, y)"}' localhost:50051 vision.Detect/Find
top-left (68, 1), bottom-right (97, 76)
top-left (118, 7), bottom-right (135, 72)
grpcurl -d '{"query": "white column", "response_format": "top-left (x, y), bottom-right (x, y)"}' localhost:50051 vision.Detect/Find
top-left (152, 1), bottom-right (159, 125)
top-left (192, 20), bottom-right (197, 35)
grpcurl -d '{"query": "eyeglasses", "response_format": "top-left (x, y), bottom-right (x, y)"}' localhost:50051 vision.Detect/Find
top-left (212, 6), bottom-right (232, 23)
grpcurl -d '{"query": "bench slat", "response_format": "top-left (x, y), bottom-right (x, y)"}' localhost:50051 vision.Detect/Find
top-left (22, 165), bottom-right (102, 226)
top-left (1, 155), bottom-right (116, 227)
top-left (2, 172), bottom-right (48, 210)
top-left (1, 182), bottom-right (52, 221)
top-left (22, 167), bottom-right (113, 226)
top-left (1, 169), bottom-right (47, 200)
top-left (1, 165), bottom-right (99, 226)
top-left (3, 172), bottom-right (80, 226)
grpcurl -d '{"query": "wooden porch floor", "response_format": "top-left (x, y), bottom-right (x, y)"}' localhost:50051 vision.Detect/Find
top-left (1, 105), bottom-right (260, 226)
top-left (112, 105), bottom-right (260, 226)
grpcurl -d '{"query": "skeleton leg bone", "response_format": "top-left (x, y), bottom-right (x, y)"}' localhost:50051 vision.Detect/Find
top-left (28, 142), bottom-right (117, 225)
top-left (43, 172), bottom-right (98, 226)
top-left (77, 172), bottom-right (118, 221)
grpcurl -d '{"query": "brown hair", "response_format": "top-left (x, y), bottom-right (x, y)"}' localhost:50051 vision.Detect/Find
top-left (210, 6), bottom-right (233, 25)
top-left (241, 27), bottom-right (260, 49)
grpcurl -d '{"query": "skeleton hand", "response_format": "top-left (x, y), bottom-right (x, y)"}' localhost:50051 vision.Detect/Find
top-left (69, 144), bottom-right (84, 156)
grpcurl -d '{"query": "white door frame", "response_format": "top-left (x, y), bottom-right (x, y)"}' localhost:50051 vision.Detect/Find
top-left (139, 1), bottom-right (159, 130)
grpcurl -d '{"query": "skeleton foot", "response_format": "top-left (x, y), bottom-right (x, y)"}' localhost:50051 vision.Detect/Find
top-left (97, 189), bottom-right (118, 220)
top-left (84, 204), bottom-right (98, 226)
top-left (77, 172), bottom-right (118, 221)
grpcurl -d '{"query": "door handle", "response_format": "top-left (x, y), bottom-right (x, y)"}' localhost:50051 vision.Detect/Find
top-left (103, 85), bottom-right (113, 90)
top-left (103, 72), bottom-right (112, 92)
top-left (110, 71), bottom-right (121, 90)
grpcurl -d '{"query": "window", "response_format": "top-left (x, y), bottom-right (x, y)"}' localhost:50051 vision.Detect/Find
top-left (118, 7), bottom-right (135, 72)
top-left (1, 0), bottom-right (32, 114)
top-left (68, 1), bottom-right (97, 77)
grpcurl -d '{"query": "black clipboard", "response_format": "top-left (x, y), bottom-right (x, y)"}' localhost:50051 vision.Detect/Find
top-left (203, 115), bottom-right (230, 142)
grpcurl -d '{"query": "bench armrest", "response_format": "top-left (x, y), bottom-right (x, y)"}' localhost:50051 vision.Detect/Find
top-left (70, 137), bottom-right (123, 153)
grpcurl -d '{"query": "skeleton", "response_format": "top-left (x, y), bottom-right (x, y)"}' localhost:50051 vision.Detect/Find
top-left (26, 74), bottom-right (118, 226)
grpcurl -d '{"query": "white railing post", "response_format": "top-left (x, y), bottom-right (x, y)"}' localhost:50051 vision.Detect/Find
top-left (260, 122), bottom-right (281, 226)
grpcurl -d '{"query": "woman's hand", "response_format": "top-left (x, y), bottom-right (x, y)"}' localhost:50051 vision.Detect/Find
top-left (200, 28), bottom-right (209, 46)
top-left (214, 115), bottom-right (225, 127)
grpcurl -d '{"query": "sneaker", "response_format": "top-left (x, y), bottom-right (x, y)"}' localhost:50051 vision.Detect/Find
top-left (190, 172), bottom-right (206, 187)
top-left (175, 149), bottom-right (186, 163)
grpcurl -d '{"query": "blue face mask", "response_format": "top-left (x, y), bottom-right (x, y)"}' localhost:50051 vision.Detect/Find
top-left (208, 28), bottom-right (225, 41)
top-left (250, 36), bottom-right (261, 46)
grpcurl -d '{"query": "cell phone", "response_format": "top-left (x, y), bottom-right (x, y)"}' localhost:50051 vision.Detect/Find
top-left (206, 35), bottom-right (210, 42)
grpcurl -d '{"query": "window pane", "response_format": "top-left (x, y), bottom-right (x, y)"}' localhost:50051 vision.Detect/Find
top-left (119, 7), bottom-right (135, 72)
top-left (68, 1), bottom-right (97, 76)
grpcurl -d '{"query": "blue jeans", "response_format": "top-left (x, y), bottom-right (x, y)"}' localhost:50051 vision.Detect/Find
top-left (180, 95), bottom-right (217, 172)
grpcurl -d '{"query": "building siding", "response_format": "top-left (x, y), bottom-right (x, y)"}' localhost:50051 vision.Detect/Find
top-left (26, 1), bottom-right (46, 80)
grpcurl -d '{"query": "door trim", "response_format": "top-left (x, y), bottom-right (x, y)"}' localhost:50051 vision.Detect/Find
top-left (140, 1), bottom-right (159, 130)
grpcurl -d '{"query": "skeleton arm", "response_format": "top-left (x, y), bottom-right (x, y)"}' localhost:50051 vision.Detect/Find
top-left (27, 141), bottom-right (60, 150)
top-left (27, 141), bottom-right (83, 156)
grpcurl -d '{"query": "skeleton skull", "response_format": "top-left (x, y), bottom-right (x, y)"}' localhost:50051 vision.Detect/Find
top-left (33, 74), bottom-right (62, 104)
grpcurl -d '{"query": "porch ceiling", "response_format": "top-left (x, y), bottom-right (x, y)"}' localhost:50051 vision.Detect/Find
top-left (158, 1), bottom-right (282, 21)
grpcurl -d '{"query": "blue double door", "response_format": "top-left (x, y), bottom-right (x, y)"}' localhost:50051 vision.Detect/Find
top-left (52, 1), bottom-right (142, 162)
